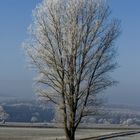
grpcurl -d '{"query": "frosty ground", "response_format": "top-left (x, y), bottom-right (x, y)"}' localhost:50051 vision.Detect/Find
top-left (0, 127), bottom-right (140, 140)
top-left (110, 133), bottom-right (140, 140)
top-left (0, 127), bottom-right (122, 140)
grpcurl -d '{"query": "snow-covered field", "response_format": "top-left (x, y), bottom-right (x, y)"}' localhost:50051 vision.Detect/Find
top-left (110, 134), bottom-right (140, 140)
top-left (0, 127), bottom-right (122, 140)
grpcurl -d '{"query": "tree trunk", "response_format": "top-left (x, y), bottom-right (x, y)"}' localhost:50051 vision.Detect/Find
top-left (65, 128), bottom-right (75, 140)
top-left (66, 132), bottom-right (75, 140)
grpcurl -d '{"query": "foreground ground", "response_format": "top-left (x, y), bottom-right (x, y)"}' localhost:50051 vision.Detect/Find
top-left (0, 126), bottom-right (140, 140)
top-left (110, 133), bottom-right (140, 140)
top-left (0, 127), bottom-right (123, 140)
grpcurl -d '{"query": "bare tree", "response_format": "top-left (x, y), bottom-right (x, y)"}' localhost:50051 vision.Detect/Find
top-left (23, 0), bottom-right (120, 139)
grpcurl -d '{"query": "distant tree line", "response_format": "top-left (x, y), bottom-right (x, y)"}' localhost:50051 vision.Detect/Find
top-left (0, 101), bottom-right (53, 122)
top-left (1, 101), bottom-right (140, 126)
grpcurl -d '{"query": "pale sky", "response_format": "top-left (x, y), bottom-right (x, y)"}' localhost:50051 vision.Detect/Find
top-left (0, 0), bottom-right (140, 105)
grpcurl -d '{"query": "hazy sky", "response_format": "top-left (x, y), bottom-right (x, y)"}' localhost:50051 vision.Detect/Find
top-left (0, 0), bottom-right (140, 105)
top-left (0, 0), bottom-right (41, 99)
top-left (106, 0), bottom-right (140, 105)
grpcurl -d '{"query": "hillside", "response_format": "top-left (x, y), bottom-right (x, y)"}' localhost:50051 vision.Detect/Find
top-left (0, 99), bottom-right (53, 122)
top-left (1, 99), bottom-right (140, 126)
